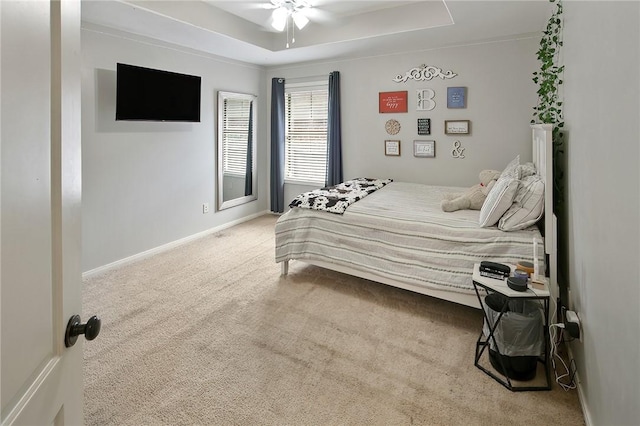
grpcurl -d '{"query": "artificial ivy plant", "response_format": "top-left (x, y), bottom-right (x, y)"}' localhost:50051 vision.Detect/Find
top-left (532, 0), bottom-right (564, 213)
top-left (533, 0), bottom-right (569, 291)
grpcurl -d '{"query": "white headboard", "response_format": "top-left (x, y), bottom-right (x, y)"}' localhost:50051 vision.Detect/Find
top-left (531, 123), bottom-right (557, 302)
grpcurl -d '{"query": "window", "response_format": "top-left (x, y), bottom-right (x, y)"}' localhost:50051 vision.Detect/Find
top-left (221, 97), bottom-right (252, 176)
top-left (285, 82), bottom-right (328, 184)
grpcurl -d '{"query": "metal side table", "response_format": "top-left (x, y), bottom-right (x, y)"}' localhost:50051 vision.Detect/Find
top-left (472, 263), bottom-right (551, 391)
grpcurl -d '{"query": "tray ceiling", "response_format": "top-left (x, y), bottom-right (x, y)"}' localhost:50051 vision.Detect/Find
top-left (81, 1), bottom-right (553, 66)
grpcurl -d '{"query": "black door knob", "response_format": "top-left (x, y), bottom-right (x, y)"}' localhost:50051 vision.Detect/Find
top-left (65, 314), bottom-right (101, 348)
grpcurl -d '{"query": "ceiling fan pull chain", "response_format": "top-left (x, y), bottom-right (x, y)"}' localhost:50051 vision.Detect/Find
top-left (292, 20), bottom-right (296, 45)
top-left (286, 17), bottom-right (290, 48)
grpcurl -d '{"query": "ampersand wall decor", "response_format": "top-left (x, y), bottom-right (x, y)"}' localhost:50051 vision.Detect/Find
top-left (452, 140), bottom-right (465, 159)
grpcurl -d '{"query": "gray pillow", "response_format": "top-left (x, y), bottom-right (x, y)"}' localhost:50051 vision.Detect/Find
top-left (500, 155), bottom-right (521, 179)
top-left (498, 175), bottom-right (544, 231)
top-left (518, 162), bottom-right (537, 179)
top-left (479, 176), bottom-right (520, 227)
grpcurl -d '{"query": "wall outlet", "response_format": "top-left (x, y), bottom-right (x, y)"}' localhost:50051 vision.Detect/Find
top-left (202, 203), bottom-right (209, 214)
top-left (565, 310), bottom-right (582, 342)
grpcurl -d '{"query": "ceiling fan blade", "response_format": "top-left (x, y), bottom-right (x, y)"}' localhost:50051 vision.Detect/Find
top-left (303, 7), bottom-right (334, 25)
top-left (211, 1), bottom-right (277, 11)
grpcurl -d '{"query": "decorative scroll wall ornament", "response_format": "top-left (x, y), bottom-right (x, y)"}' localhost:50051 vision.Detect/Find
top-left (452, 140), bottom-right (465, 159)
top-left (393, 64), bottom-right (457, 83)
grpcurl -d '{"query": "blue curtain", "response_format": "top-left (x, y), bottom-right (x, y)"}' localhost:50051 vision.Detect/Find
top-left (244, 101), bottom-right (253, 196)
top-left (270, 78), bottom-right (286, 213)
top-left (326, 71), bottom-right (343, 186)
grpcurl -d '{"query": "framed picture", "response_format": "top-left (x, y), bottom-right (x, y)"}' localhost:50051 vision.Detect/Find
top-left (414, 140), bottom-right (435, 157)
top-left (447, 87), bottom-right (466, 108)
top-left (417, 118), bottom-right (431, 135)
top-left (384, 140), bottom-right (401, 156)
top-left (379, 91), bottom-right (408, 113)
top-left (444, 120), bottom-right (471, 135)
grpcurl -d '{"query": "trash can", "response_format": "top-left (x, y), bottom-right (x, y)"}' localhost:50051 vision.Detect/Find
top-left (482, 293), bottom-right (544, 381)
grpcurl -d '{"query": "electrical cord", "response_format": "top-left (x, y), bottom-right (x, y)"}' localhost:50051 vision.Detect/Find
top-left (494, 275), bottom-right (577, 390)
top-left (544, 293), bottom-right (573, 389)
top-left (549, 323), bottom-right (577, 391)
top-left (548, 288), bottom-right (558, 325)
top-left (519, 284), bottom-right (577, 390)
top-left (527, 283), bottom-right (557, 323)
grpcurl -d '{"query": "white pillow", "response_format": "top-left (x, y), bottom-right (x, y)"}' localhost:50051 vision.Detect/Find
top-left (500, 155), bottom-right (521, 179)
top-left (498, 175), bottom-right (545, 231)
top-left (479, 176), bottom-right (519, 227)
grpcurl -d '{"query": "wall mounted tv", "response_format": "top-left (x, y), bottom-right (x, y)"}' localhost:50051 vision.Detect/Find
top-left (116, 63), bottom-right (201, 122)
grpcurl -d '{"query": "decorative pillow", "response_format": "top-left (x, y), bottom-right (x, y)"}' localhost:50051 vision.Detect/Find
top-left (498, 175), bottom-right (545, 231)
top-left (500, 155), bottom-right (521, 179)
top-left (518, 162), bottom-right (537, 179)
top-left (478, 176), bottom-right (519, 227)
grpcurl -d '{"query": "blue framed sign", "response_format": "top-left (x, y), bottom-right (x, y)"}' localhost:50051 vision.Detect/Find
top-left (447, 87), bottom-right (466, 108)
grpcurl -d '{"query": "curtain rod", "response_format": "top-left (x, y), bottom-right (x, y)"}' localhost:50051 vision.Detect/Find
top-left (284, 74), bottom-right (330, 84)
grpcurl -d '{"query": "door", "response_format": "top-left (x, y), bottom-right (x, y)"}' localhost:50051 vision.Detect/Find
top-left (1, 1), bottom-right (84, 424)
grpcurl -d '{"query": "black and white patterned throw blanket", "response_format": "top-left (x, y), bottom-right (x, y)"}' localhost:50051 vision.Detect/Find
top-left (289, 178), bottom-right (393, 214)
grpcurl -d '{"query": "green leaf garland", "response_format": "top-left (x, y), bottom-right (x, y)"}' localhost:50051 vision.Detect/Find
top-left (532, 0), bottom-right (564, 214)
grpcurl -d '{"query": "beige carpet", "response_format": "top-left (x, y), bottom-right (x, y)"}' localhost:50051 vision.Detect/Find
top-left (83, 214), bottom-right (584, 425)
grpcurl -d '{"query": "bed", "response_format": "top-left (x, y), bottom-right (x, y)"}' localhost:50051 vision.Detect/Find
top-left (275, 124), bottom-right (557, 309)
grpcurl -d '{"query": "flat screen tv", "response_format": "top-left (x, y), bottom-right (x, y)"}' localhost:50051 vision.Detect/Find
top-left (116, 63), bottom-right (201, 122)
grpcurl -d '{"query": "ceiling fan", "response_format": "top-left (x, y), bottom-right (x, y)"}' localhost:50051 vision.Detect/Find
top-left (264, 0), bottom-right (317, 48)
top-left (219, 0), bottom-right (333, 47)
top-left (268, 0), bottom-right (312, 32)
top-left (225, 0), bottom-right (334, 31)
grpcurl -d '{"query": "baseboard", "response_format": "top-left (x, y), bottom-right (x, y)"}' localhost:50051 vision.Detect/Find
top-left (82, 210), bottom-right (270, 279)
top-left (566, 343), bottom-right (593, 426)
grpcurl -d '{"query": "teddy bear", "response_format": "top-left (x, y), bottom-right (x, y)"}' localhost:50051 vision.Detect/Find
top-left (441, 169), bottom-right (502, 212)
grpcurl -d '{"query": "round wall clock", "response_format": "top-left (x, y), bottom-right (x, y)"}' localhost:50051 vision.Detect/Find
top-left (385, 119), bottom-right (401, 135)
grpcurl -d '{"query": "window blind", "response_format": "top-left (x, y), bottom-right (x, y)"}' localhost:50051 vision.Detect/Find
top-left (222, 98), bottom-right (251, 175)
top-left (285, 84), bottom-right (328, 183)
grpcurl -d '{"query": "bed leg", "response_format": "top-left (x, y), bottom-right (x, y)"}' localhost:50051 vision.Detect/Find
top-left (280, 261), bottom-right (289, 276)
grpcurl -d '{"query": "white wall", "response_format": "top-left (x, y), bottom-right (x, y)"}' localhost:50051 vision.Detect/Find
top-left (563, 2), bottom-right (640, 425)
top-left (82, 29), bottom-right (537, 270)
top-left (266, 37), bottom-right (539, 205)
top-left (81, 28), bottom-right (267, 272)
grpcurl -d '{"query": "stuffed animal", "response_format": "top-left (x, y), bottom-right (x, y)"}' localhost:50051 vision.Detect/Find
top-left (441, 169), bottom-right (502, 212)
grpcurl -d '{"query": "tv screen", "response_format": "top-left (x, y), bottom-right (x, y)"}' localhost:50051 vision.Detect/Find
top-left (116, 63), bottom-right (201, 122)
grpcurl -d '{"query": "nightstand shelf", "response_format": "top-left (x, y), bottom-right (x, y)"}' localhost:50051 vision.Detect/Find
top-left (472, 263), bottom-right (551, 391)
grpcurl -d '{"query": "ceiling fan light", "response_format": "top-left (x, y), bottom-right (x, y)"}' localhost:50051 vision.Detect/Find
top-left (292, 11), bottom-right (309, 30)
top-left (271, 7), bottom-right (288, 31)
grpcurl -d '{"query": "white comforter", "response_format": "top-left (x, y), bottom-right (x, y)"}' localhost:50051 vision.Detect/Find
top-left (275, 182), bottom-right (544, 294)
